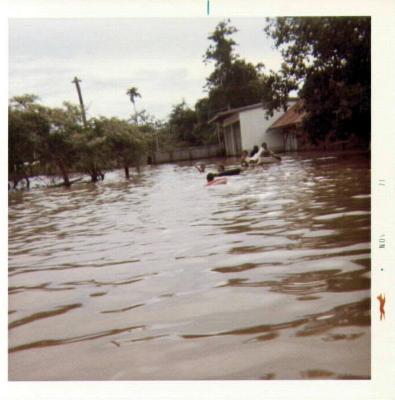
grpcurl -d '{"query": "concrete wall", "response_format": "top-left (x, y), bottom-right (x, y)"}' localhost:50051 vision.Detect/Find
top-left (239, 101), bottom-right (297, 153)
top-left (153, 144), bottom-right (224, 164)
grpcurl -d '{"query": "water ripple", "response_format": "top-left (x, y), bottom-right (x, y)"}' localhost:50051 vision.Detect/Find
top-left (8, 153), bottom-right (371, 380)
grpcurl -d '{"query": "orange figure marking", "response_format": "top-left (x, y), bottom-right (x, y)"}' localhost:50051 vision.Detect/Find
top-left (377, 293), bottom-right (386, 320)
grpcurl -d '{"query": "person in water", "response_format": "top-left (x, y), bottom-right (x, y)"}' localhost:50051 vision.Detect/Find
top-left (250, 145), bottom-right (259, 158)
top-left (240, 150), bottom-right (248, 168)
top-left (194, 163), bottom-right (206, 173)
top-left (206, 173), bottom-right (227, 186)
top-left (259, 142), bottom-right (281, 160)
top-left (246, 146), bottom-right (260, 165)
top-left (240, 150), bottom-right (252, 168)
top-left (250, 142), bottom-right (281, 163)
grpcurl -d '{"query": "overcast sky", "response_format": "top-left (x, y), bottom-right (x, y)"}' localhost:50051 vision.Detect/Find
top-left (9, 18), bottom-right (282, 121)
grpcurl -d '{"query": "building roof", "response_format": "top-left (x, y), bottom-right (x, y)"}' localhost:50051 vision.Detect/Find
top-left (208, 98), bottom-right (300, 125)
top-left (269, 101), bottom-right (305, 129)
top-left (208, 103), bottom-right (263, 124)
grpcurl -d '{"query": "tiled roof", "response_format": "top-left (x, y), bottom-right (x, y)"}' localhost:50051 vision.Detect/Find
top-left (269, 101), bottom-right (305, 129)
top-left (208, 98), bottom-right (300, 125)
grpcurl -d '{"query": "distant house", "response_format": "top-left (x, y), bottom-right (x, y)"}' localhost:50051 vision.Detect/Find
top-left (209, 100), bottom-right (299, 157)
top-left (267, 100), bottom-right (306, 151)
top-left (268, 101), bottom-right (363, 151)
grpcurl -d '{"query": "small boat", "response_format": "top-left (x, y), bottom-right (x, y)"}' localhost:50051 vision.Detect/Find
top-left (257, 156), bottom-right (281, 164)
top-left (206, 177), bottom-right (227, 186)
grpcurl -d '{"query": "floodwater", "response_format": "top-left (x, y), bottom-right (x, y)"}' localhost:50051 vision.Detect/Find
top-left (8, 152), bottom-right (371, 380)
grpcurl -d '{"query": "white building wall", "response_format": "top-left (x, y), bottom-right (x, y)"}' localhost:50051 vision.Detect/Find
top-left (239, 102), bottom-right (296, 153)
top-left (223, 122), bottom-right (242, 156)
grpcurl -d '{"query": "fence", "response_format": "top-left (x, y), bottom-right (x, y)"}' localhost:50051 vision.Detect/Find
top-left (152, 144), bottom-right (225, 164)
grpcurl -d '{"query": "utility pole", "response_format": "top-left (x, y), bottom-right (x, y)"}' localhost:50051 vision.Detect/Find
top-left (72, 76), bottom-right (87, 127)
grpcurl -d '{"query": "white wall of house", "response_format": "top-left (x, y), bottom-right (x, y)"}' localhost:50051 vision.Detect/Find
top-left (238, 102), bottom-right (297, 153)
top-left (223, 122), bottom-right (242, 156)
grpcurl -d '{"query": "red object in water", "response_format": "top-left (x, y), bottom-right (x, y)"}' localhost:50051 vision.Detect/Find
top-left (206, 177), bottom-right (227, 186)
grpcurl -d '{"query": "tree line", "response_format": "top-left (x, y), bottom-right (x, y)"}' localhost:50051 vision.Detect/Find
top-left (9, 17), bottom-right (370, 189)
top-left (8, 94), bottom-right (161, 188)
top-left (169, 17), bottom-right (370, 147)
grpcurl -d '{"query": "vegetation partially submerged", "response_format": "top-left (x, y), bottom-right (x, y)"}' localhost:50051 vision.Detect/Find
top-left (9, 17), bottom-right (370, 190)
top-left (8, 95), bottom-right (157, 189)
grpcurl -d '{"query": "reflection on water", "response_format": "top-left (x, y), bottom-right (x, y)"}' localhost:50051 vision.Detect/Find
top-left (8, 152), bottom-right (370, 380)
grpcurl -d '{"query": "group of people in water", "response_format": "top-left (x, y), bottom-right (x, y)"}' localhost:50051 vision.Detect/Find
top-left (195, 142), bottom-right (282, 186)
top-left (241, 142), bottom-right (281, 167)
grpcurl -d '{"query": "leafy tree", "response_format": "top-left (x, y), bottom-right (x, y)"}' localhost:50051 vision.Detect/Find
top-left (263, 17), bottom-right (370, 144)
top-left (126, 86), bottom-right (141, 118)
top-left (204, 19), bottom-right (238, 84)
top-left (37, 102), bottom-right (83, 186)
top-left (9, 97), bottom-right (85, 188)
top-left (204, 20), bottom-right (264, 114)
top-left (10, 94), bottom-right (40, 110)
top-left (163, 20), bottom-right (265, 147)
top-left (9, 93), bottom-right (154, 189)
top-left (8, 95), bottom-right (49, 188)
top-left (192, 97), bottom-right (217, 144)
top-left (73, 123), bottom-right (108, 182)
top-left (95, 117), bottom-right (147, 179)
top-left (168, 100), bottom-right (199, 145)
top-left (260, 67), bottom-right (299, 118)
top-left (130, 109), bottom-right (161, 131)
top-left (130, 110), bottom-right (164, 153)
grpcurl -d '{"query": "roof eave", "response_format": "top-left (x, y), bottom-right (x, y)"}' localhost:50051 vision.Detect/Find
top-left (208, 102), bottom-right (264, 125)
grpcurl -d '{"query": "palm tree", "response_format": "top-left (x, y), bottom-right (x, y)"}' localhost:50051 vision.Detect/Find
top-left (126, 86), bottom-right (141, 120)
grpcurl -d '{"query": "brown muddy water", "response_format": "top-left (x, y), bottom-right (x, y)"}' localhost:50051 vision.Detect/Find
top-left (8, 152), bottom-right (371, 380)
